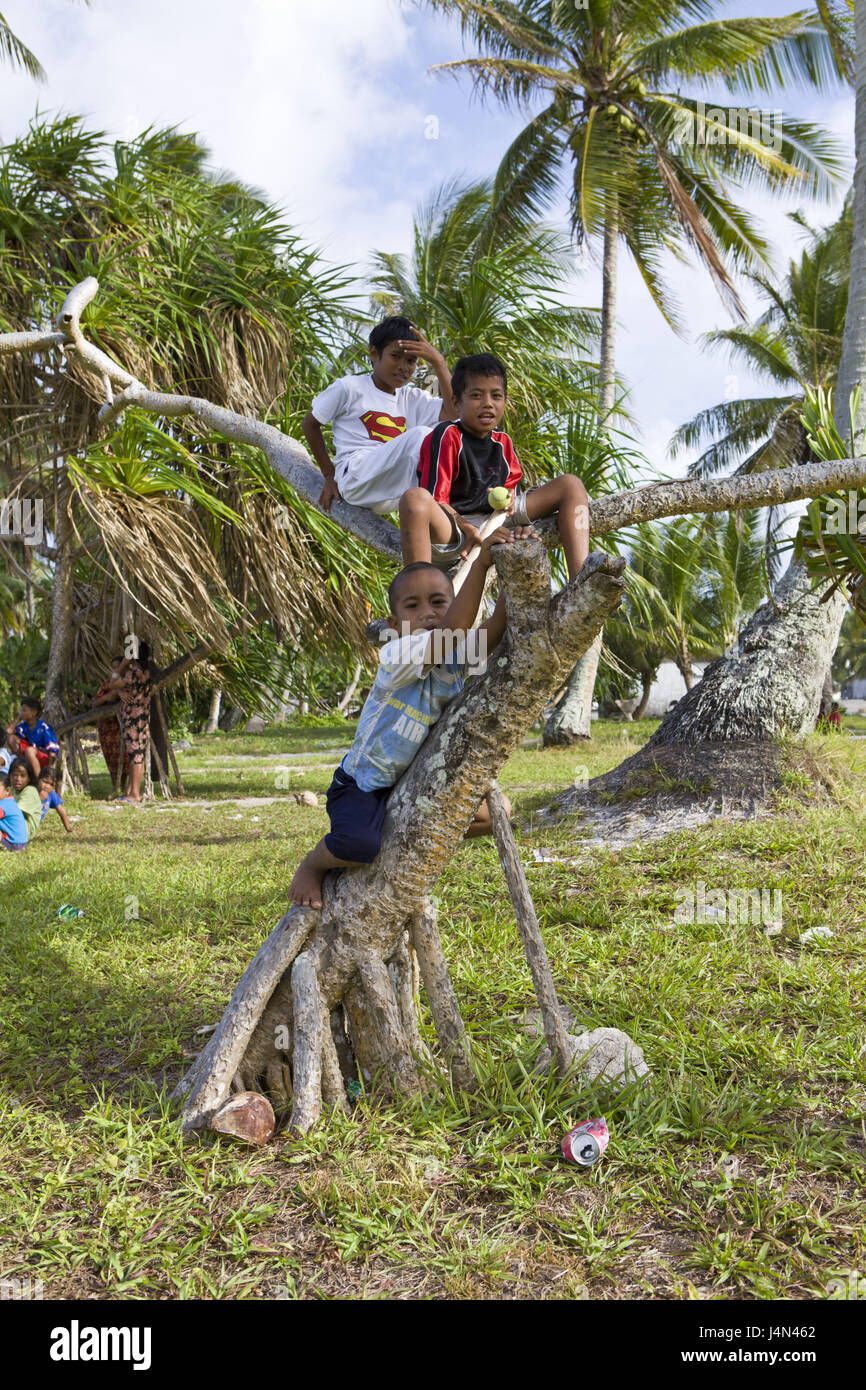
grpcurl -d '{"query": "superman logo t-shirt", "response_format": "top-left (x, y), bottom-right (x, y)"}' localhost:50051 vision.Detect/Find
top-left (311, 373), bottom-right (443, 466)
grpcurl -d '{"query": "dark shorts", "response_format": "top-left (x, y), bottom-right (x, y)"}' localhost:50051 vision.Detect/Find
top-left (324, 765), bottom-right (392, 864)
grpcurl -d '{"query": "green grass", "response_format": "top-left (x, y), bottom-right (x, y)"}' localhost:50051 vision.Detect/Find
top-left (1, 721), bottom-right (864, 1300)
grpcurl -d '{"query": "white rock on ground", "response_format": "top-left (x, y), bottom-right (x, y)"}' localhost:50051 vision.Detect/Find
top-left (534, 1026), bottom-right (650, 1085)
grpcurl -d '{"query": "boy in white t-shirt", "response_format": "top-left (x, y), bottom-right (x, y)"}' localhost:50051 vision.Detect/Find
top-left (303, 317), bottom-right (456, 516)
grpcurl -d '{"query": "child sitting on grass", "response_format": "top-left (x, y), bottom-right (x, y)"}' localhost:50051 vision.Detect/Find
top-left (399, 352), bottom-right (590, 579)
top-left (14, 696), bottom-right (60, 782)
top-left (8, 757), bottom-right (41, 842)
top-left (0, 782), bottom-right (28, 850)
top-left (288, 525), bottom-right (531, 908)
top-left (36, 768), bottom-right (72, 833)
top-left (303, 316), bottom-right (456, 517)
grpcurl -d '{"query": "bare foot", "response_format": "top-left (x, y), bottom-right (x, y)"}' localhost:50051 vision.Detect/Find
top-left (289, 854), bottom-right (325, 908)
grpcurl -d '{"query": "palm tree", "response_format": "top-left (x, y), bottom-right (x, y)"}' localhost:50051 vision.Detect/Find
top-left (0, 12), bottom-right (45, 80)
top-left (368, 176), bottom-right (601, 458)
top-left (814, 0), bottom-right (855, 83)
top-left (833, 606), bottom-right (866, 688)
top-left (700, 508), bottom-right (777, 652)
top-left (600, 609), bottom-right (669, 718)
top-left (627, 517), bottom-right (721, 688)
top-left (670, 201), bottom-right (851, 477)
top-left (423, 0), bottom-right (844, 415)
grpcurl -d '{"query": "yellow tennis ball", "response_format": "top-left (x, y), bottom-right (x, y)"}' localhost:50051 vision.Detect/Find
top-left (488, 487), bottom-right (510, 511)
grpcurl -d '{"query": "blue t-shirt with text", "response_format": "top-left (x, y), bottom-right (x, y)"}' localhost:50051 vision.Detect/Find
top-left (342, 630), bottom-right (470, 792)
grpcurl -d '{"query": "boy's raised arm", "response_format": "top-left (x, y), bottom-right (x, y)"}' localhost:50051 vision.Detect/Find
top-left (302, 411), bottom-right (341, 512)
top-left (398, 327), bottom-right (456, 419)
top-left (442, 526), bottom-right (531, 653)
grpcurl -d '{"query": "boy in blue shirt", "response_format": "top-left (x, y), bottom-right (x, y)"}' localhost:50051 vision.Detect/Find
top-left (288, 525), bottom-right (529, 908)
top-left (15, 696), bottom-right (60, 781)
top-left (36, 768), bottom-right (72, 833)
top-left (0, 791), bottom-right (28, 850)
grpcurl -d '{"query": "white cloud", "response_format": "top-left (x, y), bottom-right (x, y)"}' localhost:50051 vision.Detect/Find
top-left (0, 0), bottom-right (856, 469)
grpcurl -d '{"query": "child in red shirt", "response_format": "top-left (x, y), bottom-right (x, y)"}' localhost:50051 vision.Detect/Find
top-left (399, 352), bottom-right (590, 580)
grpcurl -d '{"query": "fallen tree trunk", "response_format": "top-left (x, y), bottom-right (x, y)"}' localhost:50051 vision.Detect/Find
top-left (174, 543), bottom-right (626, 1135)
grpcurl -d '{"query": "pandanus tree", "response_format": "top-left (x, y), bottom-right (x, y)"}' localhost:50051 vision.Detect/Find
top-left (5, 272), bottom-right (865, 1132)
top-left (0, 117), bottom-right (392, 732)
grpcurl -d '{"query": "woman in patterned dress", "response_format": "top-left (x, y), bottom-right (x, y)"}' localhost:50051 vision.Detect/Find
top-left (93, 656), bottom-right (129, 794)
top-left (105, 643), bottom-right (153, 803)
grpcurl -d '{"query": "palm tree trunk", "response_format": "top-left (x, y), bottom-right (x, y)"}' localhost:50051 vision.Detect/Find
top-left (678, 635), bottom-right (694, 691)
top-left (336, 659), bottom-right (363, 716)
top-left (633, 671), bottom-right (654, 720)
top-left (598, 201), bottom-right (618, 419)
top-left (543, 632), bottom-right (602, 744)
top-left (554, 199), bottom-right (619, 740)
top-left (205, 686), bottom-right (222, 734)
top-left (44, 484), bottom-right (75, 728)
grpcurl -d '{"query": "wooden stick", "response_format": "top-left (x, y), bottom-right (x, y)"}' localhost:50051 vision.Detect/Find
top-left (74, 727), bottom-right (91, 794)
top-left (486, 780), bottom-right (573, 1078)
top-left (450, 512), bottom-right (508, 595)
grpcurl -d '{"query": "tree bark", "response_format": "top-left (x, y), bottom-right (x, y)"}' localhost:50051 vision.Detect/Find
top-left (649, 562), bottom-right (846, 745)
top-left (205, 686), bottom-right (222, 734)
top-left (658, 0), bottom-right (866, 747)
top-left (543, 632), bottom-right (602, 744)
top-left (175, 544), bottom-right (627, 1134)
top-left (336, 659), bottom-right (363, 716)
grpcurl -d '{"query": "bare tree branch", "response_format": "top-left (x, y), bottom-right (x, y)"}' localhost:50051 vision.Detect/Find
top-left (4, 280), bottom-right (865, 580)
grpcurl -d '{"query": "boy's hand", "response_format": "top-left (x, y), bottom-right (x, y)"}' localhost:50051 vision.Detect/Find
top-left (480, 524), bottom-right (533, 567)
top-left (318, 478), bottom-right (341, 512)
top-left (398, 326), bottom-right (443, 365)
top-left (457, 520), bottom-right (484, 558)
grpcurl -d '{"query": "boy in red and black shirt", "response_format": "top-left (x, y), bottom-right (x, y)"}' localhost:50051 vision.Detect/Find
top-left (401, 353), bottom-right (590, 581)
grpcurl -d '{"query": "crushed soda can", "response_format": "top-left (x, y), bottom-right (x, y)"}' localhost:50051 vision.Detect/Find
top-left (56, 904), bottom-right (86, 919)
top-left (562, 1116), bottom-right (609, 1166)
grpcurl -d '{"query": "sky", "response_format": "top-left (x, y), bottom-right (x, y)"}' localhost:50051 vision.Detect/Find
top-left (0, 0), bottom-right (855, 483)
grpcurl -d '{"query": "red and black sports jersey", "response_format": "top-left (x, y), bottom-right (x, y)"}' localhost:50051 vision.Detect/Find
top-left (417, 420), bottom-right (522, 514)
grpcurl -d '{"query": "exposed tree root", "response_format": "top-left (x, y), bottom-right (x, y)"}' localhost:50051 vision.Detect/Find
top-left (535, 739), bottom-right (840, 849)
